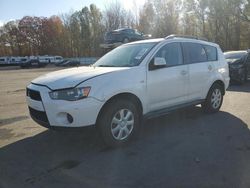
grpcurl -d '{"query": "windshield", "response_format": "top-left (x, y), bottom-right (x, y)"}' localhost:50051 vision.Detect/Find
top-left (94, 43), bottom-right (157, 67)
top-left (224, 52), bottom-right (246, 60)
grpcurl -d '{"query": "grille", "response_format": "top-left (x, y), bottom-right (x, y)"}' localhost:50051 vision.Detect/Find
top-left (26, 88), bottom-right (42, 101)
top-left (29, 107), bottom-right (48, 123)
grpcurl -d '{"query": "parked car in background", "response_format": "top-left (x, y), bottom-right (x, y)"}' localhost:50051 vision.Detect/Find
top-left (20, 57), bottom-right (48, 68)
top-left (52, 56), bottom-right (63, 64)
top-left (55, 59), bottom-right (68, 66)
top-left (57, 59), bottom-right (80, 67)
top-left (0, 56), bottom-right (10, 66)
top-left (26, 35), bottom-right (229, 147)
top-left (38, 56), bottom-right (51, 64)
top-left (9, 57), bottom-right (21, 65)
top-left (224, 50), bottom-right (250, 84)
top-left (104, 28), bottom-right (145, 44)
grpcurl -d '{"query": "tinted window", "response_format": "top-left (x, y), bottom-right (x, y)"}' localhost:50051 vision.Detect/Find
top-left (135, 31), bottom-right (141, 35)
top-left (204, 45), bottom-right (217, 61)
top-left (155, 43), bottom-right (183, 66)
top-left (183, 43), bottom-right (207, 63)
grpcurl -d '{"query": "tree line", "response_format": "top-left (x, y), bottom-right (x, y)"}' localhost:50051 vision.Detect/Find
top-left (0, 0), bottom-right (249, 57)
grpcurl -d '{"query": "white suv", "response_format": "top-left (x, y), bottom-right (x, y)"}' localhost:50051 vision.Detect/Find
top-left (26, 35), bottom-right (230, 147)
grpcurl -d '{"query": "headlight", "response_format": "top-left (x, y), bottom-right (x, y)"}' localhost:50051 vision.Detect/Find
top-left (49, 87), bottom-right (91, 101)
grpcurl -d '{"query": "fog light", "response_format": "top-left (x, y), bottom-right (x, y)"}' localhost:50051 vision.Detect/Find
top-left (67, 113), bottom-right (73, 124)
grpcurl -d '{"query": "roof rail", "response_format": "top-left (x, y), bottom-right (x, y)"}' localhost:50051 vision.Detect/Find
top-left (165, 34), bottom-right (208, 41)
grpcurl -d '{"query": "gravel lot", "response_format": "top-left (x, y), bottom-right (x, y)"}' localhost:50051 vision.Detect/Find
top-left (0, 66), bottom-right (250, 188)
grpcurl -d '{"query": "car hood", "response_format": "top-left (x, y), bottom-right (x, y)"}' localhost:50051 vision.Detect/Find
top-left (31, 66), bottom-right (128, 90)
top-left (226, 58), bottom-right (241, 64)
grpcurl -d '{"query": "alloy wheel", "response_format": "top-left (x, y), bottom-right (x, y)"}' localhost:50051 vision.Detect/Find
top-left (211, 88), bottom-right (222, 109)
top-left (111, 109), bottom-right (134, 140)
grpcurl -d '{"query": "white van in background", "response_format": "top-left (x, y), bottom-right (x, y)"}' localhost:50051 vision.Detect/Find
top-left (52, 56), bottom-right (63, 64)
top-left (0, 57), bottom-right (10, 65)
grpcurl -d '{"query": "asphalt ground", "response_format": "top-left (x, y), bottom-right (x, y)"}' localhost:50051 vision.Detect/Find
top-left (0, 67), bottom-right (250, 188)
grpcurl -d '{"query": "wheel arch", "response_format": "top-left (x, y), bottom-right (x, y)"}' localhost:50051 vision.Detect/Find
top-left (209, 80), bottom-right (225, 95)
top-left (96, 92), bottom-right (143, 123)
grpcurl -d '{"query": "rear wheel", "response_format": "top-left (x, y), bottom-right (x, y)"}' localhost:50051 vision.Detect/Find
top-left (97, 99), bottom-right (140, 147)
top-left (202, 83), bottom-right (223, 113)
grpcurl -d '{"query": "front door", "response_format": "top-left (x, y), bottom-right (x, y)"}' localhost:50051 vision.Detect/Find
top-left (146, 42), bottom-right (189, 112)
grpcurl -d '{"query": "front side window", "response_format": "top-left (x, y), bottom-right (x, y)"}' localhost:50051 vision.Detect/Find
top-left (183, 42), bottom-right (207, 63)
top-left (154, 42), bottom-right (183, 66)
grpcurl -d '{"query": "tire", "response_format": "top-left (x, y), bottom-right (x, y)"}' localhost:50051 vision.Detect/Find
top-left (123, 37), bottom-right (129, 43)
top-left (202, 83), bottom-right (223, 113)
top-left (97, 99), bottom-right (141, 147)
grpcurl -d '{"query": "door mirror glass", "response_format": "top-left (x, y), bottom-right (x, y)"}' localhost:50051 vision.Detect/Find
top-left (149, 57), bottom-right (167, 70)
top-left (154, 57), bottom-right (167, 66)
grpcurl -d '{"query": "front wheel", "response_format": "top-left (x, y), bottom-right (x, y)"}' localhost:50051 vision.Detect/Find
top-left (202, 84), bottom-right (223, 113)
top-left (97, 99), bottom-right (140, 147)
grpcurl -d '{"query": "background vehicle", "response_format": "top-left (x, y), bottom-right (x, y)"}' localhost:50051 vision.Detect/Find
top-left (38, 56), bottom-right (51, 64)
top-left (57, 59), bottom-right (80, 67)
top-left (0, 57), bottom-right (10, 66)
top-left (53, 56), bottom-right (63, 64)
top-left (26, 35), bottom-right (229, 147)
top-left (20, 56), bottom-right (48, 68)
top-left (104, 28), bottom-right (144, 44)
top-left (224, 50), bottom-right (250, 84)
top-left (9, 57), bottom-right (21, 65)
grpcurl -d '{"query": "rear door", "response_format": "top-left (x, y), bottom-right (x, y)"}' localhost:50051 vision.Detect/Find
top-left (146, 42), bottom-right (189, 111)
top-left (182, 42), bottom-right (216, 101)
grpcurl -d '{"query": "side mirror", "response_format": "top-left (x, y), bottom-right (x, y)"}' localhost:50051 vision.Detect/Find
top-left (154, 57), bottom-right (167, 66)
top-left (149, 57), bottom-right (167, 70)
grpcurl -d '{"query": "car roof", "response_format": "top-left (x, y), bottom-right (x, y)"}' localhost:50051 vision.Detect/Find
top-left (126, 37), bottom-right (218, 47)
top-left (128, 38), bottom-right (164, 44)
top-left (114, 28), bottom-right (133, 32)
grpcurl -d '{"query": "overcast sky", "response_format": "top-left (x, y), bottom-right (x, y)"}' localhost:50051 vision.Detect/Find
top-left (0, 0), bottom-right (145, 26)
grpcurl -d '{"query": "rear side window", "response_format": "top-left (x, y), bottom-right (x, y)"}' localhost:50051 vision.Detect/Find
top-left (182, 42), bottom-right (207, 63)
top-left (204, 45), bottom-right (217, 61)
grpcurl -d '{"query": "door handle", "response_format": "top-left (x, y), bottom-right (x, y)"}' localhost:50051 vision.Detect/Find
top-left (208, 65), bottom-right (213, 71)
top-left (181, 70), bottom-right (187, 76)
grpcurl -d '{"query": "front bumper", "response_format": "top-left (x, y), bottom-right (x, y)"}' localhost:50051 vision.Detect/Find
top-left (26, 84), bottom-right (104, 128)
